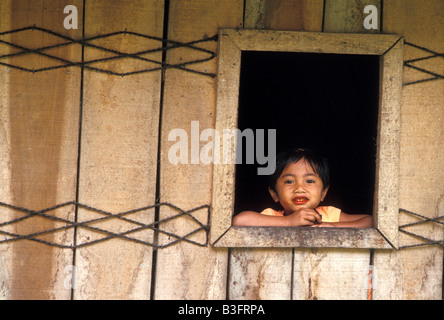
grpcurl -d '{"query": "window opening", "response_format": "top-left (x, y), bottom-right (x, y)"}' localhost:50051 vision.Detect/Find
top-left (234, 51), bottom-right (379, 217)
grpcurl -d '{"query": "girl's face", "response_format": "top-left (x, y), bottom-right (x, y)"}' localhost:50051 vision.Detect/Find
top-left (268, 159), bottom-right (328, 214)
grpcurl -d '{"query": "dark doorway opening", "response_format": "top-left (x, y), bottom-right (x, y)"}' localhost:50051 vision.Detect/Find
top-left (234, 51), bottom-right (380, 216)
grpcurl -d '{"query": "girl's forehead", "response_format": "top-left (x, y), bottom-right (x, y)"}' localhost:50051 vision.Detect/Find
top-left (281, 159), bottom-right (317, 176)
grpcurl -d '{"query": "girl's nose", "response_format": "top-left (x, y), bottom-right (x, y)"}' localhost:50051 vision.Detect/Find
top-left (293, 183), bottom-right (305, 192)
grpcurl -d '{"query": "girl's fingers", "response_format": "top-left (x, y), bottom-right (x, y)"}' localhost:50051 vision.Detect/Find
top-left (313, 209), bottom-right (322, 223)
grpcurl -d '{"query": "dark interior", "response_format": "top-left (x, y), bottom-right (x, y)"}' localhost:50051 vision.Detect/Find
top-left (234, 51), bottom-right (380, 216)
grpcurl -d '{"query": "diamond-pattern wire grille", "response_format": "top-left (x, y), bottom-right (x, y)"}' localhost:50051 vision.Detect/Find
top-left (0, 26), bottom-right (442, 249)
top-left (398, 209), bottom-right (444, 249)
top-left (397, 42), bottom-right (443, 248)
top-left (0, 201), bottom-right (210, 249)
top-left (1, 200), bottom-right (441, 249)
top-left (0, 25), bottom-right (217, 77)
top-left (0, 26), bottom-right (442, 83)
top-left (0, 26), bottom-right (215, 249)
top-left (403, 41), bottom-right (443, 86)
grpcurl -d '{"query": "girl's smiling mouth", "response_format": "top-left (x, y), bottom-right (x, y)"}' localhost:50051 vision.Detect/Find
top-left (292, 196), bottom-right (309, 205)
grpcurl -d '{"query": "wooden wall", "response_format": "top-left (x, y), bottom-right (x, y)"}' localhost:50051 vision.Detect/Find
top-left (0, 0), bottom-right (442, 300)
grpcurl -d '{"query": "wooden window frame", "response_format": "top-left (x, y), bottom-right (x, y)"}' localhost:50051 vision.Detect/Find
top-left (210, 29), bottom-right (403, 249)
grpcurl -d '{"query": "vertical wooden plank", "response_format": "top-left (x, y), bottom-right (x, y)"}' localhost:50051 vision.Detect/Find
top-left (229, 248), bottom-right (293, 299)
top-left (0, 1), bottom-right (13, 299)
top-left (154, 0), bottom-right (243, 299)
top-left (245, 0), bottom-right (324, 31)
top-left (74, 0), bottom-right (164, 299)
top-left (374, 0), bottom-right (443, 300)
top-left (293, 249), bottom-right (371, 299)
top-left (244, 0), bottom-right (267, 29)
top-left (293, 246), bottom-right (371, 300)
top-left (324, 0), bottom-right (380, 33)
top-left (0, 0), bottom-right (83, 299)
top-left (228, 0), bottom-right (324, 300)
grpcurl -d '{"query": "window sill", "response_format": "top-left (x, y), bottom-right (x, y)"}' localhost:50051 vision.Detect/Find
top-left (212, 226), bottom-right (394, 249)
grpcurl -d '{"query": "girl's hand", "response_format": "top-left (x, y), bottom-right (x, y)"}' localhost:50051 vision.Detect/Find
top-left (286, 208), bottom-right (322, 227)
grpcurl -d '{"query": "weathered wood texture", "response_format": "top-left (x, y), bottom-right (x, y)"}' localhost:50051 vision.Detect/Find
top-left (0, 0), bottom-right (442, 300)
top-left (0, 0), bottom-right (83, 299)
top-left (293, 249), bottom-right (372, 300)
top-left (74, 0), bottom-right (164, 299)
top-left (374, 0), bottom-right (443, 300)
top-left (154, 0), bottom-right (243, 299)
top-left (244, 0), bottom-right (323, 31)
top-left (324, 0), bottom-right (380, 33)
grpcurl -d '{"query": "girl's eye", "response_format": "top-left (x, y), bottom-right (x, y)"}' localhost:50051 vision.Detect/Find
top-left (306, 179), bottom-right (315, 184)
top-left (284, 179), bottom-right (294, 184)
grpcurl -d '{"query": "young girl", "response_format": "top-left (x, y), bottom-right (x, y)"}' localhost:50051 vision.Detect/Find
top-left (232, 148), bottom-right (372, 228)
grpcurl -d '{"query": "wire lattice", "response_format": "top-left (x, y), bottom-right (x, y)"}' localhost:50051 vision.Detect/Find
top-left (403, 42), bottom-right (443, 86)
top-left (0, 26), bottom-right (442, 249)
top-left (0, 201), bottom-right (210, 249)
top-left (1, 200), bottom-right (442, 250)
top-left (0, 25), bottom-right (217, 77)
top-left (398, 209), bottom-right (444, 249)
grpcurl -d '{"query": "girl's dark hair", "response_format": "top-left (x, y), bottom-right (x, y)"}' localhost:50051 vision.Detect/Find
top-left (269, 148), bottom-right (330, 192)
